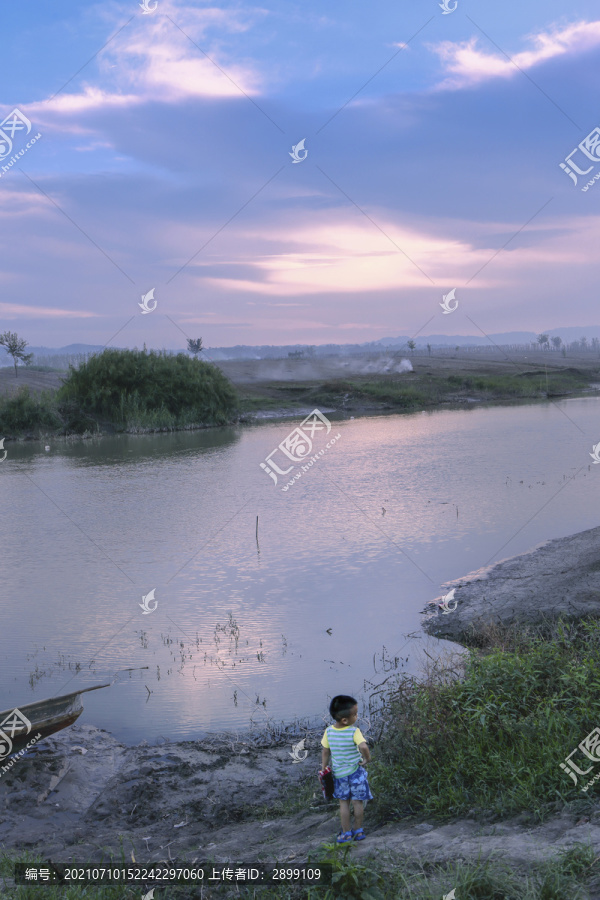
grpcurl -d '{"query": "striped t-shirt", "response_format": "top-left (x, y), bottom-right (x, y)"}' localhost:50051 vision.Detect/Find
top-left (321, 725), bottom-right (366, 777)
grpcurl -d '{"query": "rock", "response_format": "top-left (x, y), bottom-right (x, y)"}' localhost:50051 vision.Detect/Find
top-left (422, 523), bottom-right (600, 643)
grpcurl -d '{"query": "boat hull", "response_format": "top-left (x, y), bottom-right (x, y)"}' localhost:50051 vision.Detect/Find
top-left (0, 683), bottom-right (110, 759)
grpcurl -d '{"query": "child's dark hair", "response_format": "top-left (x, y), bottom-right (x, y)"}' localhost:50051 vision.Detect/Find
top-left (329, 695), bottom-right (358, 721)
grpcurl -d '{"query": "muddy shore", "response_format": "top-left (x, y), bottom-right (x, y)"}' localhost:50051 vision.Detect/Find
top-left (2, 722), bottom-right (600, 888)
top-left (422, 523), bottom-right (600, 644)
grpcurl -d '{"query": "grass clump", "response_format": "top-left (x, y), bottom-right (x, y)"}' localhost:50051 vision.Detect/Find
top-left (370, 618), bottom-right (600, 824)
top-left (0, 388), bottom-right (63, 436)
top-left (57, 349), bottom-right (238, 430)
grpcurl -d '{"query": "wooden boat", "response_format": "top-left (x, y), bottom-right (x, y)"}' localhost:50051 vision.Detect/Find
top-left (0, 683), bottom-right (111, 758)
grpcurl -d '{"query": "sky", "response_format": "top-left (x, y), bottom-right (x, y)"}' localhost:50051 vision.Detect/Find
top-left (1, 0), bottom-right (599, 350)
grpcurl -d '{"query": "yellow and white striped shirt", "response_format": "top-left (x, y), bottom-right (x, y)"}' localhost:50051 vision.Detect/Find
top-left (321, 725), bottom-right (365, 777)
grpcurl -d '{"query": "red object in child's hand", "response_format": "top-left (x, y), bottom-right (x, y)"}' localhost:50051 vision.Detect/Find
top-left (318, 766), bottom-right (335, 801)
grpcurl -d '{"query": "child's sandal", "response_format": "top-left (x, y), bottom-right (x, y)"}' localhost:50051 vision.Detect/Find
top-left (336, 830), bottom-right (353, 843)
top-left (352, 828), bottom-right (366, 841)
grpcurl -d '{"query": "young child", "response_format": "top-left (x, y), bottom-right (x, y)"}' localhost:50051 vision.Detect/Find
top-left (321, 694), bottom-right (372, 843)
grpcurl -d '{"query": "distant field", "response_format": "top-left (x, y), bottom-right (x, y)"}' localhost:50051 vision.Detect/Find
top-left (2, 351), bottom-right (599, 415)
top-left (0, 367), bottom-right (66, 396)
top-left (215, 348), bottom-right (600, 384)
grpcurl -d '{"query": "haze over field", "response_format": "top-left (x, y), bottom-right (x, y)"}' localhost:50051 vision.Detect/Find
top-left (0, 0), bottom-right (599, 351)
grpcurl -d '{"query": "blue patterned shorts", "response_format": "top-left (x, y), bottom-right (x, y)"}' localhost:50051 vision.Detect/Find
top-left (333, 765), bottom-right (373, 802)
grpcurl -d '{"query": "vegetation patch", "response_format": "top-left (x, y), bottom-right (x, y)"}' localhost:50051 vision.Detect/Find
top-left (58, 349), bottom-right (238, 429)
top-left (370, 618), bottom-right (600, 825)
top-left (0, 349), bottom-right (239, 437)
top-left (0, 388), bottom-right (64, 436)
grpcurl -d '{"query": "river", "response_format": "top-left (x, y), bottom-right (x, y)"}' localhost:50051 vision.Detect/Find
top-left (1, 397), bottom-right (599, 744)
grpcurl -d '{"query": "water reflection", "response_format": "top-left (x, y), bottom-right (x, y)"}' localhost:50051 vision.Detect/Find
top-left (2, 399), bottom-right (599, 743)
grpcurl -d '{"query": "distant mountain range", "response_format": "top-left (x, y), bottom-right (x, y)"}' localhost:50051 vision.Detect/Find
top-left (375, 327), bottom-right (600, 347)
top-left (2, 328), bottom-right (600, 364)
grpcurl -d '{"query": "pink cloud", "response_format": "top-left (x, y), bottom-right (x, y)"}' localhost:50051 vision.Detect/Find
top-left (0, 302), bottom-right (99, 319)
top-left (196, 215), bottom-right (495, 295)
top-left (163, 207), bottom-right (600, 302)
top-left (430, 19), bottom-right (600, 89)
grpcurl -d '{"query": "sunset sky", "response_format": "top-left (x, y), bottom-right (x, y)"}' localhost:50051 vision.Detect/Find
top-left (1, 0), bottom-right (599, 349)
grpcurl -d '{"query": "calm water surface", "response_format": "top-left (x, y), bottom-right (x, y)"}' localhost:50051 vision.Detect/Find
top-left (2, 398), bottom-right (599, 744)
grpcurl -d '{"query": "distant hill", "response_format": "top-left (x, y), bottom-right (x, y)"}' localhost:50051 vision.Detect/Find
top-left (374, 332), bottom-right (538, 347)
top-left (2, 327), bottom-right (600, 365)
top-left (29, 343), bottom-right (106, 355)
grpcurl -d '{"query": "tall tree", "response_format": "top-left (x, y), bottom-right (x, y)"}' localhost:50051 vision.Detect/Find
top-left (187, 338), bottom-right (203, 357)
top-left (537, 334), bottom-right (549, 350)
top-left (0, 331), bottom-right (33, 377)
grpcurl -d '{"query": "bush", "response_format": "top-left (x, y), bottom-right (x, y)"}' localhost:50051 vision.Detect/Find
top-left (57, 349), bottom-right (238, 428)
top-left (0, 388), bottom-right (62, 435)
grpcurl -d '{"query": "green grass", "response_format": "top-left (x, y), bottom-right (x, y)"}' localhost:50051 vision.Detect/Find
top-left (307, 369), bottom-right (592, 410)
top-left (235, 368), bottom-right (595, 417)
top-left (370, 618), bottom-right (600, 825)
